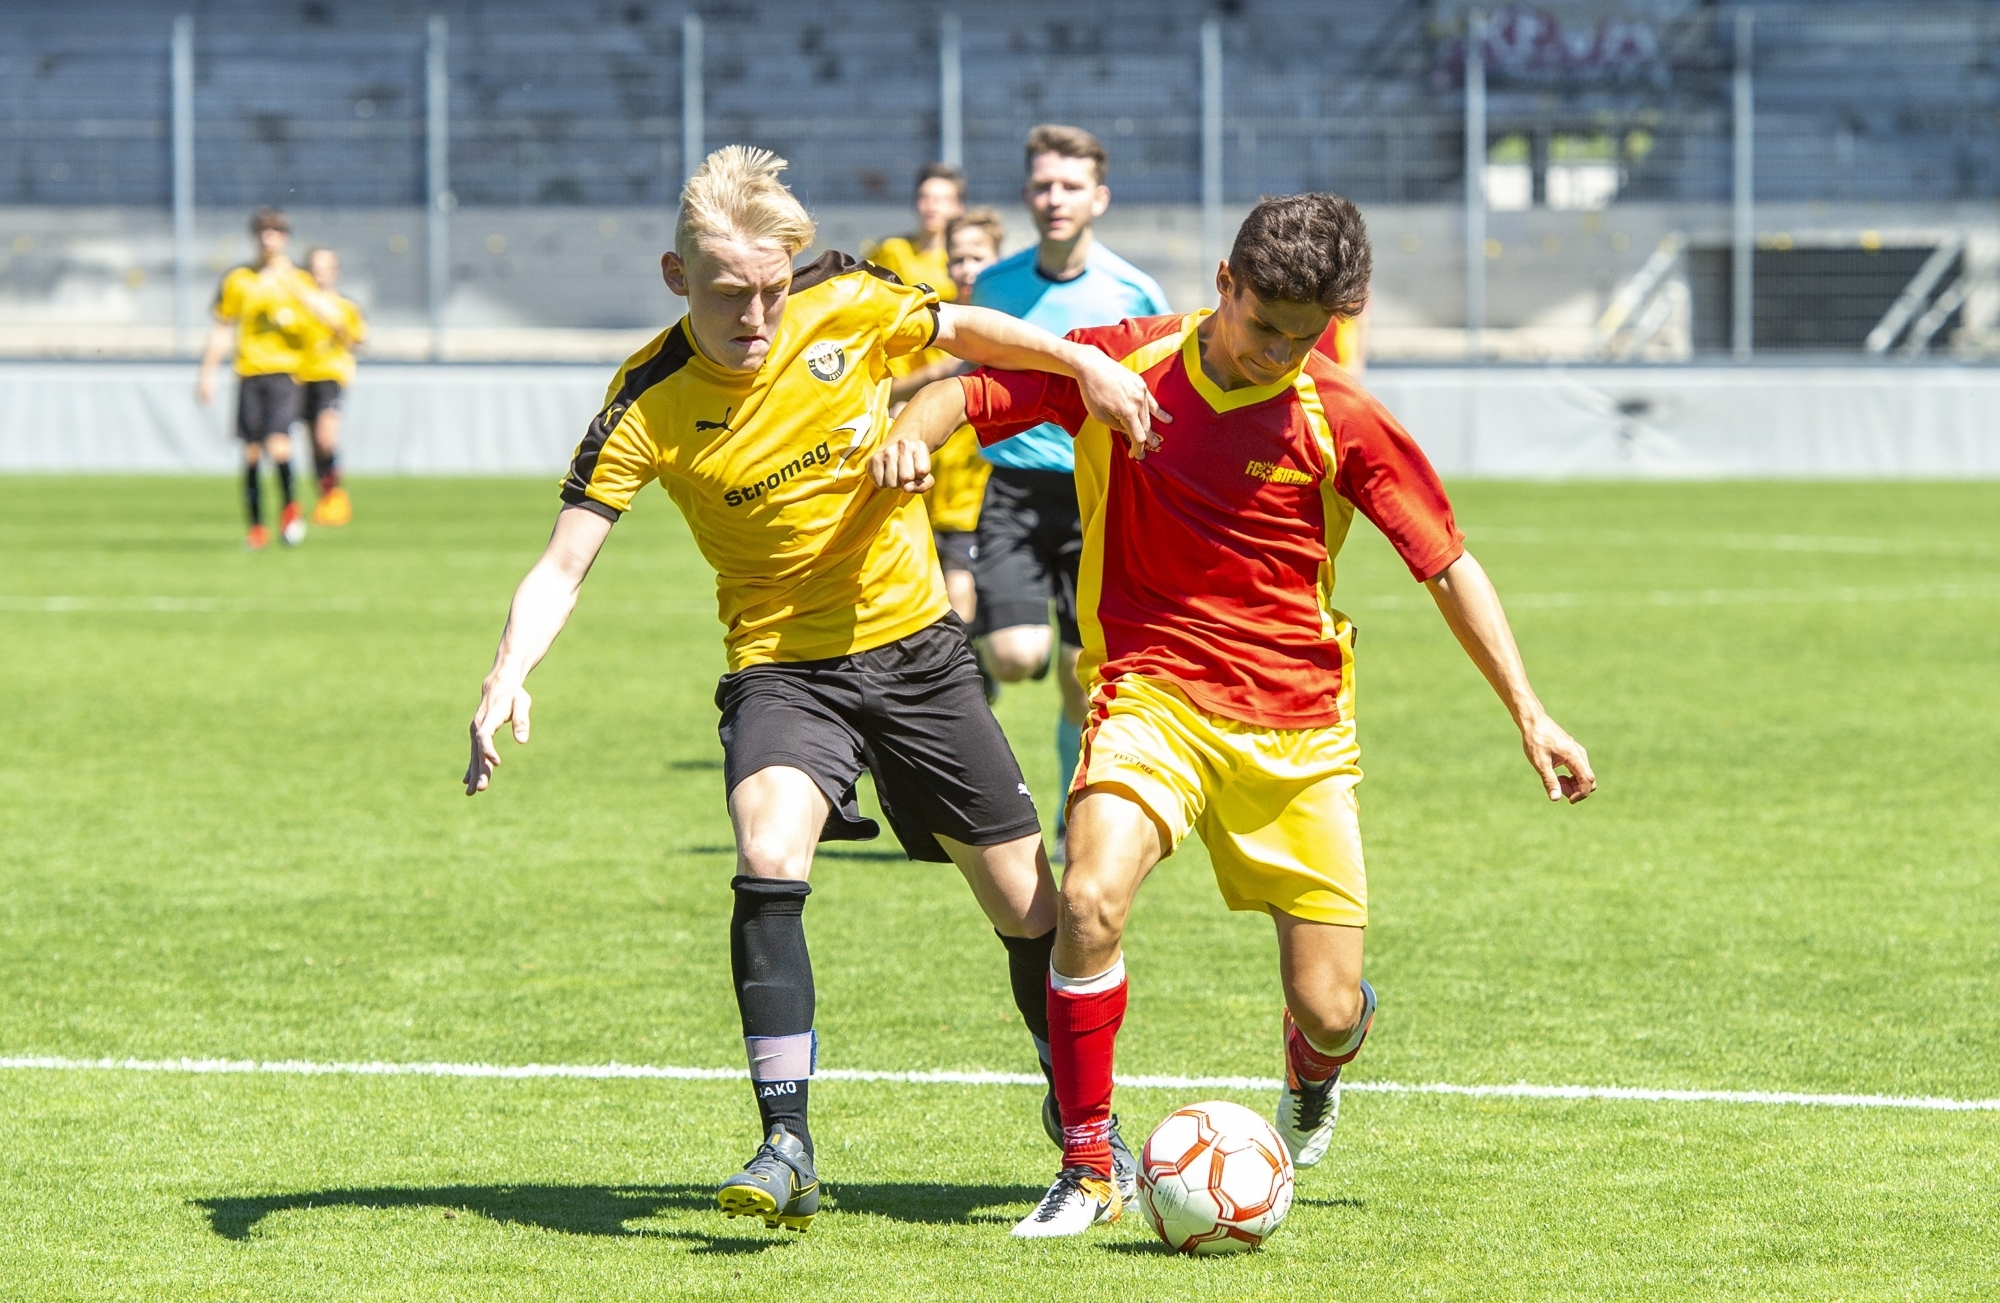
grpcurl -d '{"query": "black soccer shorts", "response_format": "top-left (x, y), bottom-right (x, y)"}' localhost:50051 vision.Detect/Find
top-left (972, 466), bottom-right (1082, 646)
top-left (933, 527), bottom-right (977, 576)
top-left (298, 379), bottom-right (344, 424)
top-left (714, 615), bottom-right (1041, 863)
top-left (235, 372), bottom-right (302, 443)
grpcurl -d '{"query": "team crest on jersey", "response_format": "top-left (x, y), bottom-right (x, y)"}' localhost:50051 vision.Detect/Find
top-left (804, 340), bottom-right (847, 383)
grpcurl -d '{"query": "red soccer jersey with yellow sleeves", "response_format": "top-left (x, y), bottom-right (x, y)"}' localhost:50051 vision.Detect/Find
top-left (959, 311), bottom-right (1464, 730)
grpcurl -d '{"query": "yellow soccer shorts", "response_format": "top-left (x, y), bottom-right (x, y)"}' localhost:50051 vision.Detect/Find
top-left (1071, 674), bottom-right (1366, 927)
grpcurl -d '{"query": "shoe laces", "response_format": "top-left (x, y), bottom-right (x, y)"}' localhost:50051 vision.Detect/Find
top-left (1031, 1167), bottom-right (1107, 1223)
top-left (1288, 1070), bottom-right (1339, 1132)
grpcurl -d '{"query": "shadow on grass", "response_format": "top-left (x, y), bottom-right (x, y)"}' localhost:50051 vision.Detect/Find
top-left (197, 1180), bottom-right (1042, 1245)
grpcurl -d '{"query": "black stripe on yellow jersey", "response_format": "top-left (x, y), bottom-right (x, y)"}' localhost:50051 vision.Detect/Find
top-left (559, 250), bottom-right (949, 671)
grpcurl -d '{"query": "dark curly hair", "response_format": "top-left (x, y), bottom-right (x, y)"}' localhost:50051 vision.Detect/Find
top-left (1226, 193), bottom-right (1371, 318)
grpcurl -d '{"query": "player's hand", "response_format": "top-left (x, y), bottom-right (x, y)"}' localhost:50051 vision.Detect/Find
top-left (868, 436), bottom-right (934, 494)
top-left (1070, 346), bottom-right (1170, 460)
top-left (465, 676), bottom-right (532, 795)
top-left (195, 371), bottom-right (215, 408)
top-left (1521, 713), bottom-right (1594, 803)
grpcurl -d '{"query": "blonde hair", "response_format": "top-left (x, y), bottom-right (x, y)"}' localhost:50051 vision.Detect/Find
top-left (947, 206), bottom-right (1006, 255)
top-left (675, 145), bottom-right (817, 260)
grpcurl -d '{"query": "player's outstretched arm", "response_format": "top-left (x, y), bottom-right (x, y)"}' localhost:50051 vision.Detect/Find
top-left (1425, 551), bottom-right (1597, 804)
top-left (931, 303), bottom-right (1169, 459)
top-left (869, 378), bottom-right (971, 494)
top-left (464, 504), bottom-right (614, 795)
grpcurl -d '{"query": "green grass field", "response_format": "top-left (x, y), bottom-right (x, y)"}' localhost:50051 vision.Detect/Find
top-left (2, 475), bottom-right (1997, 1301)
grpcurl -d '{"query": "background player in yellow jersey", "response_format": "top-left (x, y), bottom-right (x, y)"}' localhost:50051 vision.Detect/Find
top-left (863, 161), bottom-right (965, 306)
top-left (196, 207), bottom-right (326, 549)
top-left (295, 247), bottom-right (367, 527)
top-left (889, 207), bottom-right (1006, 631)
top-left (462, 146), bottom-right (1163, 1234)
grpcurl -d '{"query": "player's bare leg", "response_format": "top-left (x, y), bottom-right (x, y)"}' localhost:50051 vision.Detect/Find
top-left (1270, 909), bottom-right (1374, 1167)
top-left (942, 569), bottom-right (977, 624)
top-left (1015, 786), bottom-right (1162, 1238)
top-left (718, 765), bottom-right (826, 1230)
top-left (982, 623), bottom-right (1050, 682)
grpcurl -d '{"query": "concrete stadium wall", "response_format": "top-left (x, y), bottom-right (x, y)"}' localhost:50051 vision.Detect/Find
top-left (4, 361), bottom-right (1998, 480)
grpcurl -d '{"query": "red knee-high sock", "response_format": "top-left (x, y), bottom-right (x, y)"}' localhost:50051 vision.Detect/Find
top-left (1047, 959), bottom-right (1127, 1178)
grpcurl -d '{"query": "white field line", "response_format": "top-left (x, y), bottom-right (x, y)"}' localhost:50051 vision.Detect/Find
top-left (8, 583), bottom-right (2000, 619)
top-left (1353, 581), bottom-right (2000, 613)
top-left (3, 1055), bottom-right (1996, 1113)
top-left (0, 596), bottom-right (713, 616)
top-left (1466, 527), bottom-right (1999, 559)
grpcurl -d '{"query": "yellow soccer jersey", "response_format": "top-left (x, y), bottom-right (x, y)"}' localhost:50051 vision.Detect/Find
top-left (560, 251), bottom-right (951, 670)
top-left (295, 292), bottom-right (368, 385)
top-left (924, 425), bottom-right (990, 533)
top-left (864, 235), bottom-right (955, 379)
top-left (212, 264), bottom-right (317, 376)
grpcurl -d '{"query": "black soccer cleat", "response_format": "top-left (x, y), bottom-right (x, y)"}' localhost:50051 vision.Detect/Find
top-left (1042, 1091), bottom-right (1138, 1204)
top-left (717, 1126), bottom-right (820, 1231)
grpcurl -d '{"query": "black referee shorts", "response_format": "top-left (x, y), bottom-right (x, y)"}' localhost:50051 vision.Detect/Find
top-left (714, 615), bottom-right (1042, 863)
top-left (973, 466), bottom-right (1082, 646)
top-left (933, 527), bottom-right (977, 575)
top-left (235, 373), bottom-right (301, 443)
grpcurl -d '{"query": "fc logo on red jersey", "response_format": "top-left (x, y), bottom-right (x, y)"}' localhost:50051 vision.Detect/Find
top-left (804, 340), bottom-right (847, 383)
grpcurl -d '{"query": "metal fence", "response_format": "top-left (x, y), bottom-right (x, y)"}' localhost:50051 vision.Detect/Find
top-left (1, 0), bottom-right (1996, 362)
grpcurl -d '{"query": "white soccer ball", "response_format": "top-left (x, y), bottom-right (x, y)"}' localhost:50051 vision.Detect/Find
top-left (1137, 1099), bottom-right (1295, 1254)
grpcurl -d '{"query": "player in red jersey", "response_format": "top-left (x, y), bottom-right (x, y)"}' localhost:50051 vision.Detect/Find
top-left (871, 194), bottom-right (1595, 1238)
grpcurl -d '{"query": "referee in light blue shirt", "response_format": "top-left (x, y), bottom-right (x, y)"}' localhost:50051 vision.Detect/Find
top-left (970, 124), bottom-right (1171, 862)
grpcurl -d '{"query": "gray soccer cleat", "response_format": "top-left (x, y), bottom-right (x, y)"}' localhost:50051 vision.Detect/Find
top-left (716, 1127), bottom-right (820, 1231)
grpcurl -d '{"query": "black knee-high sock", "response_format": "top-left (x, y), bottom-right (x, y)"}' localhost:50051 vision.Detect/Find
top-left (242, 460), bottom-right (263, 526)
top-left (273, 456), bottom-right (295, 508)
top-left (999, 928), bottom-right (1058, 1089)
top-left (314, 442), bottom-right (338, 491)
top-left (731, 874), bottom-right (815, 1155)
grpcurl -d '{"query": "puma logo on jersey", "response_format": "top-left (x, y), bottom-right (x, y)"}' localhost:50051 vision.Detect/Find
top-left (723, 441), bottom-right (833, 507)
top-left (1245, 459), bottom-right (1314, 486)
top-left (695, 408), bottom-right (733, 433)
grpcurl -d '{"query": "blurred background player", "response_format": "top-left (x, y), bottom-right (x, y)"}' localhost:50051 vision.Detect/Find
top-left (296, 246), bottom-right (367, 527)
top-left (890, 207), bottom-right (1007, 640)
top-left (196, 207), bottom-right (318, 549)
top-left (971, 125), bottom-right (1170, 857)
top-left (1316, 295), bottom-right (1368, 379)
top-left (864, 161), bottom-right (965, 300)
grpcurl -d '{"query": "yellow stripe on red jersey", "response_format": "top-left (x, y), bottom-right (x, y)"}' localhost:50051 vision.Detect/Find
top-left (960, 311), bottom-right (1463, 730)
top-left (560, 251), bottom-right (949, 671)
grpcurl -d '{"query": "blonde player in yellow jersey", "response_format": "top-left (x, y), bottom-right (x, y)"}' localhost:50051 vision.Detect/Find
top-left (462, 147), bottom-right (1164, 1234)
top-left (196, 207), bottom-right (328, 549)
top-left (295, 247), bottom-right (367, 527)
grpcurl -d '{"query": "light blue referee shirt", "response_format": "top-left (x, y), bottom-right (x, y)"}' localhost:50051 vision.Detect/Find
top-left (969, 242), bottom-right (1171, 472)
